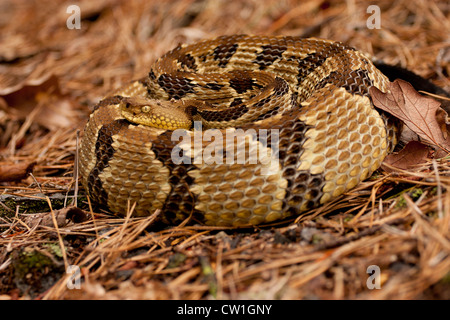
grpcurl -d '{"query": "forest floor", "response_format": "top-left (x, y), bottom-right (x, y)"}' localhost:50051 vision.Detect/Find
top-left (0, 0), bottom-right (449, 299)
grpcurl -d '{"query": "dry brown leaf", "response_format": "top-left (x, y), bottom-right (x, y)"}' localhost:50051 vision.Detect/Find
top-left (0, 74), bottom-right (79, 131)
top-left (23, 206), bottom-right (89, 228)
top-left (381, 141), bottom-right (429, 173)
top-left (0, 161), bottom-right (35, 182)
top-left (370, 79), bottom-right (450, 156)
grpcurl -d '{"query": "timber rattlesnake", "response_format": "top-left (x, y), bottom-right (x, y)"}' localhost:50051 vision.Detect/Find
top-left (79, 35), bottom-right (401, 226)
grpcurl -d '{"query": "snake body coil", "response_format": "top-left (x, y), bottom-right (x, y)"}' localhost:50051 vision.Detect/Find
top-left (79, 35), bottom-right (401, 226)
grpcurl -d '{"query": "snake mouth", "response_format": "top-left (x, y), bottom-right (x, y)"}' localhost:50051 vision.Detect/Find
top-left (120, 96), bottom-right (193, 130)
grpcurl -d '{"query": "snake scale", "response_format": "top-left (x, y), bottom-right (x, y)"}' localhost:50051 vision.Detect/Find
top-left (79, 35), bottom-right (402, 227)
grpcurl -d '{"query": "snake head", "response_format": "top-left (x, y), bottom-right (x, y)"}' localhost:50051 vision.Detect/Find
top-left (120, 96), bottom-right (153, 115)
top-left (119, 96), bottom-right (193, 130)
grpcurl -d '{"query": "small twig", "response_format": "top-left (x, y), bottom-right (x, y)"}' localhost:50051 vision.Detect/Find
top-left (432, 160), bottom-right (443, 219)
top-left (29, 172), bottom-right (43, 193)
top-left (73, 130), bottom-right (80, 208)
top-left (46, 196), bottom-right (69, 270)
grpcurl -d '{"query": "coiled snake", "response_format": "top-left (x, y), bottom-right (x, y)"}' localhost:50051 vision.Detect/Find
top-left (79, 35), bottom-right (401, 226)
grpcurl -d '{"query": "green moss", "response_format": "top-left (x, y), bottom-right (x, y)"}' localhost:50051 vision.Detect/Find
top-left (44, 242), bottom-right (64, 258)
top-left (167, 252), bottom-right (186, 268)
top-left (10, 247), bottom-right (65, 298)
top-left (343, 214), bottom-right (354, 223)
top-left (429, 187), bottom-right (438, 196)
top-left (311, 234), bottom-right (322, 244)
top-left (441, 271), bottom-right (450, 284)
top-left (0, 194), bottom-right (89, 218)
top-left (14, 248), bottom-right (55, 277)
top-left (411, 188), bottom-right (424, 200)
top-left (396, 195), bottom-right (407, 208)
top-left (393, 187), bottom-right (424, 209)
top-left (199, 256), bottom-right (217, 298)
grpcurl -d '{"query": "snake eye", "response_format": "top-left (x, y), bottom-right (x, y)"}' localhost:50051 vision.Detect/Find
top-left (141, 106), bottom-right (151, 113)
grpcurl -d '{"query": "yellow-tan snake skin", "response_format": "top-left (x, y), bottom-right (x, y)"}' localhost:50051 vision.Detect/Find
top-left (79, 35), bottom-right (402, 227)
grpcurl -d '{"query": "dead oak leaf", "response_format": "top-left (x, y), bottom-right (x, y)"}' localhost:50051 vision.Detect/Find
top-left (0, 74), bottom-right (79, 131)
top-left (370, 79), bottom-right (450, 156)
top-left (0, 161), bottom-right (36, 182)
top-left (381, 141), bottom-right (429, 173)
top-left (23, 206), bottom-right (89, 228)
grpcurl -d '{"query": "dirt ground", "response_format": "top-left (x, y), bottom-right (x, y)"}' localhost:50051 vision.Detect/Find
top-left (0, 0), bottom-right (449, 300)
